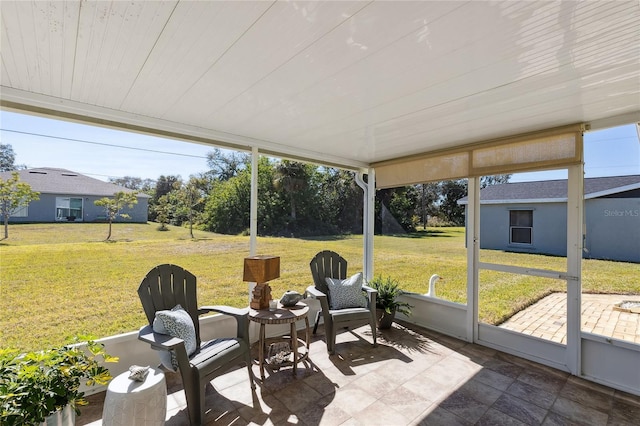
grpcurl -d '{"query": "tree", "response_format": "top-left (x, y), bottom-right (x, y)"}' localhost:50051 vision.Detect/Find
top-left (0, 144), bottom-right (26, 172)
top-left (0, 172), bottom-right (40, 238)
top-left (152, 175), bottom-right (181, 203)
top-left (203, 170), bottom-right (251, 234)
top-left (94, 191), bottom-right (138, 241)
top-left (202, 156), bottom-right (278, 235)
top-left (439, 179), bottom-right (467, 225)
top-left (169, 178), bottom-right (204, 238)
top-left (153, 195), bottom-right (171, 231)
top-left (109, 176), bottom-right (155, 192)
top-left (148, 175), bottom-right (181, 222)
top-left (273, 160), bottom-right (309, 220)
top-left (206, 148), bottom-right (249, 181)
top-left (318, 168), bottom-right (362, 234)
top-left (417, 182), bottom-right (439, 228)
top-left (0, 144), bottom-right (17, 171)
top-left (481, 174), bottom-right (512, 188)
top-left (376, 186), bottom-right (419, 233)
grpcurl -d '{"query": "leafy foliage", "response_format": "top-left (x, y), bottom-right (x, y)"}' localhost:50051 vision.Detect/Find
top-left (153, 195), bottom-right (171, 231)
top-left (166, 178), bottom-right (204, 238)
top-left (481, 174), bottom-right (512, 188)
top-left (108, 151), bottom-right (513, 236)
top-left (206, 148), bottom-right (249, 181)
top-left (438, 180), bottom-right (467, 225)
top-left (108, 176), bottom-right (154, 192)
top-left (203, 157), bottom-right (337, 236)
top-left (0, 171), bottom-right (40, 239)
top-left (317, 169), bottom-right (363, 234)
top-left (203, 165), bottom-right (252, 234)
top-left (368, 275), bottom-right (412, 316)
top-left (0, 338), bottom-right (117, 426)
top-left (0, 144), bottom-right (17, 171)
top-left (94, 191), bottom-right (138, 241)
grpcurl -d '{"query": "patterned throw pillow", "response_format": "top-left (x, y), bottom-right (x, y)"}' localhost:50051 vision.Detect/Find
top-left (153, 304), bottom-right (197, 371)
top-left (325, 272), bottom-right (367, 310)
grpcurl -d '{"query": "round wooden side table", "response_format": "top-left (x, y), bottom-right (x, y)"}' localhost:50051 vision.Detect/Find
top-left (249, 302), bottom-right (310, 379)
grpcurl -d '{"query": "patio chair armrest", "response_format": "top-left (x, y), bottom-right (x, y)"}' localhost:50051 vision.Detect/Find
top-left (362, 284), bottom-right (376, 294)
top-left (306, 285), bottom-right (331, 330)
top-left (362, 285), bottom-right (377, 308)
top-left (200, 305), bottom-right (248, 318)
top-left (138, 324), bottom-right (185, 351)
top-left (138, 325), bottom-right (192, 372)
top-left (306, 285), bottom-right (327, 299)
top-left (199, 305), bottom-right (250, 342)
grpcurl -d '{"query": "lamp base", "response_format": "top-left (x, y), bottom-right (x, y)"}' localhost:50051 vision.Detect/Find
top-left (250, 282), bottom-right (272, 310)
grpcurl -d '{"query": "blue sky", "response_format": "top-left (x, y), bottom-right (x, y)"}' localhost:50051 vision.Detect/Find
top-left (1, 110), bottom-right (638, 183)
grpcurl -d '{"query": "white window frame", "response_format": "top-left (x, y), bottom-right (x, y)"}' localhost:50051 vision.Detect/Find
top-left (509, 209), bottom-right (533, 245)
top-left (55, 197), bottom-right (83, 221)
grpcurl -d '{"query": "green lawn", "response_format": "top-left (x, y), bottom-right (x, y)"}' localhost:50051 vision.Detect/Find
top-left (1, 223), bottom-right (638, 352)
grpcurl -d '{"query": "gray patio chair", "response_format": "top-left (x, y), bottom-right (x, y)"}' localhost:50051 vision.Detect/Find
top-left (307, 250), bottom-right (377, 354)
top-left (137, 264), bottom-right (255, 425)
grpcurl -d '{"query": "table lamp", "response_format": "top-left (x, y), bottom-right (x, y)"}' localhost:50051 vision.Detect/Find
top-left (243, 255), bottom-right (280, 310)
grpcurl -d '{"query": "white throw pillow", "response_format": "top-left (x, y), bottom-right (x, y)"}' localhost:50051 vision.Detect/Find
top-left (153, 304), bottom-right (197, 371)
top-left (325, 272), bottom-right (367, 310)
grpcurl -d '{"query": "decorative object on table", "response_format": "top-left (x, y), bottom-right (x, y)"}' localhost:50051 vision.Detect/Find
top-left (307, 250), bottom-right (377, 354)
top-left (137, 264), bottom-right (255, 426)
top-left (0, 337), bottom-right (117, 426)
top-left (269, 299), bottom-right (278, 311)
top-left (267, 341), bottom-right (292, 366)
top-left (248, 304), bottom-right (311, 380)
top-left (127, 365), bottom-right (150, 382)
top-left (280, 290), bottom-right (303, 307)
top-left (369, 275), bottom-right (413, 329)
top-left (243, 255), bottom-right (280, 310)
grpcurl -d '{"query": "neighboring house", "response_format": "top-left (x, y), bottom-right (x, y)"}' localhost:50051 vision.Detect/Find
top-left (0, 167), bottom-right (149, 223)
top-left (458, 175), bottom-right (640, 263)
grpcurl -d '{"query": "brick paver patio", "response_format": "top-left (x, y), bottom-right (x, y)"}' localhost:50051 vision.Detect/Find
top-left (499, 293), bottom-right (640, 344)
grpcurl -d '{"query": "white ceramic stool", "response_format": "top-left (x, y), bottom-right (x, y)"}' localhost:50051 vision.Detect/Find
top-left (102, 367), bottom-right (167, 426)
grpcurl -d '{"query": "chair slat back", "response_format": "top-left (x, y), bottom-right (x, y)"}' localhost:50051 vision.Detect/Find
top-left (138, 264), bottom-right (201, 344)
top-left (310, 250), bottom-right (347, 304)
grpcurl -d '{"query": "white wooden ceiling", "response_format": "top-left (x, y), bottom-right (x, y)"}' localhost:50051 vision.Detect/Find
top-left (1, 1), bottom-right (639, 169)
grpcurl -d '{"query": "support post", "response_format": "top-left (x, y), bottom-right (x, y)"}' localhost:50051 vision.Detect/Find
top-left (248, 147), bottom-right (259, 301)
top-left (566, 163), bottom-right (584, 375)
top-left (466, 176), bottom-right (480, 343)
top-left (356, 169), bottom-right (375, 281)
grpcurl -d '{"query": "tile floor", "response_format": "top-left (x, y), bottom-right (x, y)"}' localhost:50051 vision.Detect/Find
top-left (79, 322), bottom-right (639, 425)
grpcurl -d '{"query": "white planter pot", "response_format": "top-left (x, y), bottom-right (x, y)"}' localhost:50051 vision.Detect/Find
top-left (41, 405), bottom-right (75, 426)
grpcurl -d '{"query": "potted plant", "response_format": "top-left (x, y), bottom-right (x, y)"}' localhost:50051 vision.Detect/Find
top-left (368, 275), bottom-right (412, 329)
top-left (0, 336), bottom-right (118, 426)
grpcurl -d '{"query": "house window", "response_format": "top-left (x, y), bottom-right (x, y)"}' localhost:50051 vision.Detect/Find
top-left (510, 210), bottom-right (533, 244)
top-left (11, 205), bottom-right (28, 217)
top-left (56, 197), bottom-right (83, 221)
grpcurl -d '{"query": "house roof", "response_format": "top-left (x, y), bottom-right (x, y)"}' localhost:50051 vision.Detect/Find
top-left (0, 168), bottom-right (149, 198)
top-left (458, 175), bottom-right (640, 205)
top-left (1, 1), bottom-right (638, 170)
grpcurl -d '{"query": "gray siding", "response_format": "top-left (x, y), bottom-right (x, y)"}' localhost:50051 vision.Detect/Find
top-left (478, 202), bottom-right (567, 257)
top-left (473, 199), bottom-right (640, 263)
top-left (585, 198), bottom-right (640, 263)
top-left (9, 194), bottom-right (148, 223)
